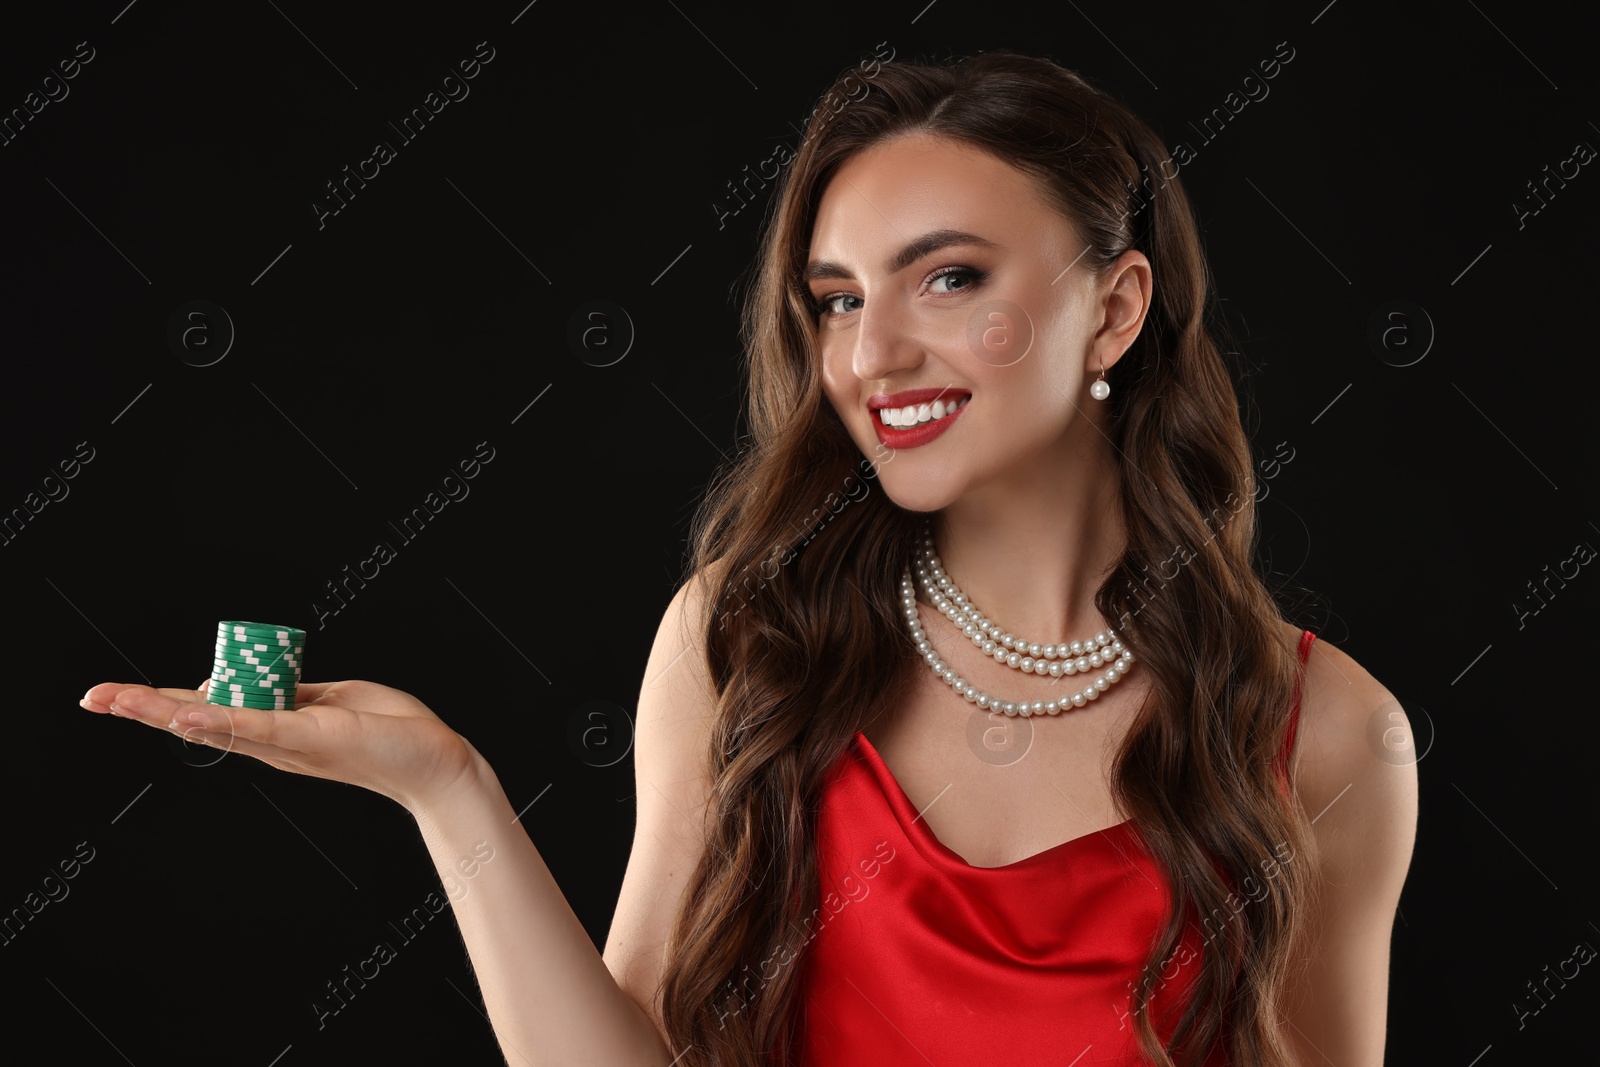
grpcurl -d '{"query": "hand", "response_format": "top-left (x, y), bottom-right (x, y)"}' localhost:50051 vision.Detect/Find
top-left (81, 678), bottom-right (480, 813)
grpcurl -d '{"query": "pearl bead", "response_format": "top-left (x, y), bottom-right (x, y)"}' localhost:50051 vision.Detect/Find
top-left (900, 520), bottom-right (1134, 718)
top-left (1090, 378), bottom-right (1110, 400)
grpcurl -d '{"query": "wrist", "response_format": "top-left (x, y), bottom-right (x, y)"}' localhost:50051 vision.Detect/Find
top-left (402, 737), bottom-right (497, 819)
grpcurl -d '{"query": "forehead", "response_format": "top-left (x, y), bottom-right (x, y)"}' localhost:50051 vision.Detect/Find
top-left (808, 132), bottom-right (1072, 266)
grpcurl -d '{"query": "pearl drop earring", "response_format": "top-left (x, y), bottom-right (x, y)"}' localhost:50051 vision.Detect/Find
top-left (1090, 360), bottom-right (1110, 401)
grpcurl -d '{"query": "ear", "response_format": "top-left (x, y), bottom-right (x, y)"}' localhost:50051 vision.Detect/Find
top-left (1090, 249), bottom-right (1152, 375)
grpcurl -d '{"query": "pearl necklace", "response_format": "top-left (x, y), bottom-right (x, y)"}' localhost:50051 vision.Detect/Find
top-left (901, 523), bottom-right (1136, 717)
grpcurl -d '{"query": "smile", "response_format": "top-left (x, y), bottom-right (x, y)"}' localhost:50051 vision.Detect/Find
top-left (877, 394), bottom-right (970, 428)
top-left (871, 395), bottom-right (970, 449)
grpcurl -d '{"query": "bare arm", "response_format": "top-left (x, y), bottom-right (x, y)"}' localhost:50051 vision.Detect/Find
top-left (1278, 634), bottom-right (1421, 1065)
top-left (410, 752), bottom-right (675, 1066)
top-left (415, 561), bottom-right (724, 1064)
top-left (82, 561), bottom-right (726, 1066)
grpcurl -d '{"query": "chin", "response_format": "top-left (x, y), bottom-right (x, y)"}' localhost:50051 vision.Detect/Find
top-left (873, 469), bottom-right (960, 515)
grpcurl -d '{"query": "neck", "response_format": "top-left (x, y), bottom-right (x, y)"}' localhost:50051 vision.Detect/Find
top-left (925, 441), bottom-right (1126, 642)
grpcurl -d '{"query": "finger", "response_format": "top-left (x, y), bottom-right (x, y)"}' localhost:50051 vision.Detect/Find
top-left (173, 703), bottom-right (323, 752)
top-left (82, 681), bottom-right (146, 713)
top-left (85, 682), bottom-right (208, 713)
top-left (292, 680), bottom-right (340, 703)
top-left (106, 684), bottom-right (211, 728)
top-left (168, 719), bottom-right (301, 766)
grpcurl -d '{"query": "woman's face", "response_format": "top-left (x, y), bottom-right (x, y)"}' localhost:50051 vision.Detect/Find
top-left (805, 132), bottom-right (1148, 513)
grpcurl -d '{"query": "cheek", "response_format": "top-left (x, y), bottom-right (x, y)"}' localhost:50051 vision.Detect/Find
top-left (818, 347), bottom-right (856, 416)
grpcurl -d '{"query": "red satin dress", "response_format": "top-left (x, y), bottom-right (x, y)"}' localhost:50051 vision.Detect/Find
top-left (793, 629), bottom-right (1316, 1065)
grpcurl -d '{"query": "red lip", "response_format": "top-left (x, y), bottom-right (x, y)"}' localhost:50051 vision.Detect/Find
top-left (867, 386), bottom-right (971, 411)
top-left (871, 393), bottom-right (970, 450)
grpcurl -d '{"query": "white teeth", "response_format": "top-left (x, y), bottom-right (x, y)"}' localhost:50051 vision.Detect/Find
top-left (880, 394), bottom-right (968, 427)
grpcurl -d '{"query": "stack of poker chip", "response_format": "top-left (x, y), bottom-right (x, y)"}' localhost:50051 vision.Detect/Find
top-left (209, 620), bottom-right (305, 710)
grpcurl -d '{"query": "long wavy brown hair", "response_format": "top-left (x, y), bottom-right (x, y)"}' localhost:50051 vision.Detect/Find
top-left (657, 48), bottom-right (1321, 1066)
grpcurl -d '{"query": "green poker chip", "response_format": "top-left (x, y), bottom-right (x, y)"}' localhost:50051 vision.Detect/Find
top-left (212, 660), bottom-right (301, 675)
top-left (214, 652), bottom-right (302, 669)
top-left (207, 619), bottom-right (307, 711)
top-left (215, 639), bottom-right (303, 654)
top-left (217, 620), bottom-right (305, 638)
top-left (212, 674), bottom-right (298, 691)
top-left (207, 680), bottom-right (295, 695)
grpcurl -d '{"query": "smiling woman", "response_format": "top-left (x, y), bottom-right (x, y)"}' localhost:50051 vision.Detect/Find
top-left (78, 45), bottom-right (1416, 1067)
top-left (650, 48), bottom-right (1418, 1067)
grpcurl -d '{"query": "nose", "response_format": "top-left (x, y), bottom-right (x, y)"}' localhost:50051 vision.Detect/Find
top-left (850, 292), bottom-right (924, 385)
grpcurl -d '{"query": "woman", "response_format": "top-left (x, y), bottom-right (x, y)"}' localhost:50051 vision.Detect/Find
top-left (82, 50), bottom-right (1417, 1066)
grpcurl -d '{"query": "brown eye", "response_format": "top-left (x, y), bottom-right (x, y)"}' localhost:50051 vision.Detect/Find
top-left (926, 265), bottom-right (987, 294)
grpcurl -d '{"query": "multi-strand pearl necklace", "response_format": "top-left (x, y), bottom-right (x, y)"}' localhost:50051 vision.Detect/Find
top-left (901, 521), bottom-right (1136, 717)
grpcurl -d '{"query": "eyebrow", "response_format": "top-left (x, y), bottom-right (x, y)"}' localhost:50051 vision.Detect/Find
top-left (804, 228), bottom-right (1001, 283)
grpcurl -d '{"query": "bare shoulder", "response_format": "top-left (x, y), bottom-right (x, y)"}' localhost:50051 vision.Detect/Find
top-left (602, 556), bottom-right (731, 1033)
top-left (1274, 621), bottom-right (1419, 1063)
top-left (1281, 621), bottom-right (1420, 865)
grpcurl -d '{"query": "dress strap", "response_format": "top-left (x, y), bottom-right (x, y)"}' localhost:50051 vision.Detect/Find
top-left (1277, 629), bottom-right (1317, 780)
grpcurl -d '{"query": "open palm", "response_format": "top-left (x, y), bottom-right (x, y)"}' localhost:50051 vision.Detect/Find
top-left (81, 678), bottom-right (476, 813)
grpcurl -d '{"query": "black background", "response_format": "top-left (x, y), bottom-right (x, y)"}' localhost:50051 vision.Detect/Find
top-left (3, 0), bottom-right (1596, 1062)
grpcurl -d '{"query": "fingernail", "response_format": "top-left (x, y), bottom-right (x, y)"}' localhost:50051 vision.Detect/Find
top-left (107, 702), bottom-right (126, 716)
top-left (82, 687), bottom-right (95, 702)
